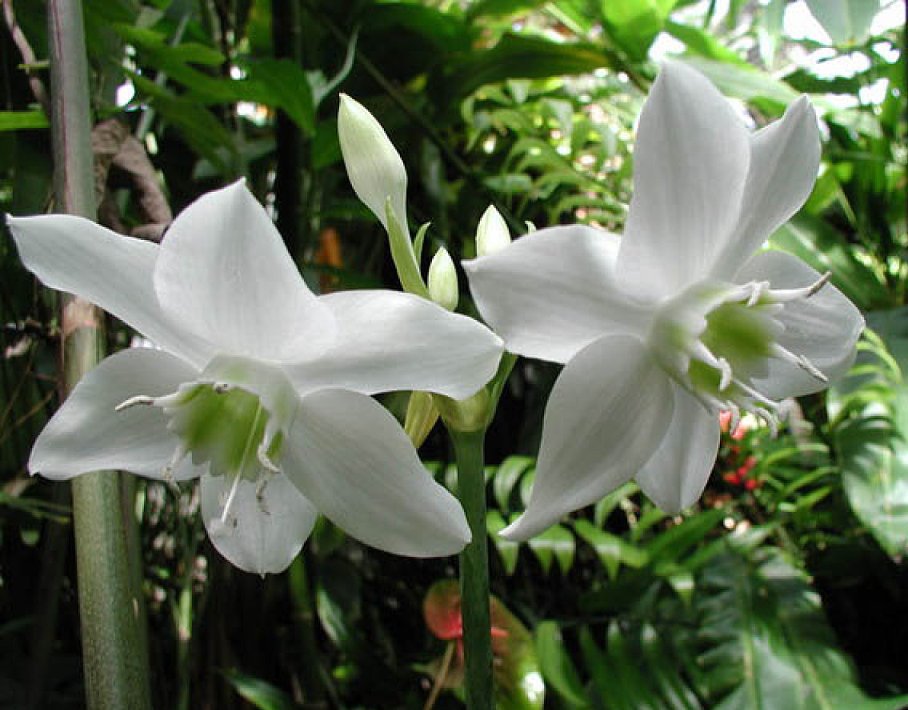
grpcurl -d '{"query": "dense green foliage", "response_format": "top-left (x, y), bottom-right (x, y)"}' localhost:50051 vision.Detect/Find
top-left (0, 1), bottom-right (905, 708)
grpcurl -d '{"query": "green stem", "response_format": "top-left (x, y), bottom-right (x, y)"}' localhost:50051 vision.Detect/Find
top-left (47, 1), bottom-right (152, 707)
top-left (451, 429), bottom-right (494, 710)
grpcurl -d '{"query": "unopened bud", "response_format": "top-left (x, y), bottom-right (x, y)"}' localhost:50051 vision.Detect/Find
top-left (476, 206), bottom-right (511, 257)
top-left (404, 391), bottom-right (439, 448)
top-left (338, 94), bottom-right (409, 234)
top-left (427, 247), bottom-right (459, 311)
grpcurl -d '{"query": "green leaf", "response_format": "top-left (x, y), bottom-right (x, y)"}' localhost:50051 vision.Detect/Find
top-left (573, 520), bottom-right (648, 579)
top-left (246, 59), bottom-right (315, 134)
top-left (805, 0), bottom-right (880, 46)
top-left (696, 547), bottom-right (908, 708)
top-left (488, 511), bottom-right (521, 575)
top-left (492, 456), bottom-right (536, 511)
top-left (535, 621), bottom-right (591, 709)
top-left (600, 0), bottom-right (677, 62)
top-left (437, 33), bottom-right (612, 104)
top-left (222, 669), bottom-right (299, 710)
top-left (527, 524), bottom-right (575, 574)
top-left (0, 110), bottom-right (48, 131)
top-left (833, 310), bottom-right (908, 557)
top-left (681, 57), bottom-right (800, 107)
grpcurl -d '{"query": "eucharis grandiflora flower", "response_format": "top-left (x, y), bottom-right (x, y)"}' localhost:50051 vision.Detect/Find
top-left (465, 63), bottom-right (863, 540)
top-left (8, 181), bottom-right (503, 573)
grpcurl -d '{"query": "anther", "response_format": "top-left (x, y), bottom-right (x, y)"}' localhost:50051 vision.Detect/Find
top-left (717, 357), bottom-right (733, 391)
top-left (115, 394), bottom-right (156, 412)
top-left (766, 272), bottom-right (831, 303)
top-left (213, 382), bottom-right (232, 394)
top-left (769, 343), bottom-right (828, 383)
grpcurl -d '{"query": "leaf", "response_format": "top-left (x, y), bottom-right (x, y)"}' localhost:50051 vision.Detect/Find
top-left (0, 111), bottom-right (48, 131)
top-left (681, 57), bottom-right (800, 107)
top-left (222, 669), bottom-right (299, 710)
top-left (600, 0), bottom-right (677, 62)
top-left (534, 621), bottom-right (590, 709)
top-left (527, 524), bottom-right (575, 574)
top-left (696, 547), bottom-right (908, 709)
top-left (573, 519), bottom-right (648, 579)
top-left (805, 0), bottom-right (881, 46)
top-left (833, 310), bottom-right (908, 557)
top-left (436, 34), bottom-right (612, 105)
top-left (488, 511), bottom-right (520, 574)
top-left (492, 456), bottom-right (536, 511)
top-left (246, 59), bottom-right (315, 134)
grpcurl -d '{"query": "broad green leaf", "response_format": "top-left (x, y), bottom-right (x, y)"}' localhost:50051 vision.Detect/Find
top-left (437, 34), bottom-right (612, 104)
top-left (681, 57), bottom-right (799, 106)
top-left (246, 59), bottom-right (315, 134)
top-left (645, 508), bottom-right (725, 566)
top-left (535, 621), bottom-right (590, 709)
top-left (665, 20), bottom-right (746, 64)
top-left (805, 0), bottom-right (880, 46)
top-left (697, 547), bottom-right (908, 709)
top-left (0, 111), bottom-right (48, 131)
top-left (834, 309), bottom-right (908, 557)
top-left (600, 0), bottom-right (677, 62)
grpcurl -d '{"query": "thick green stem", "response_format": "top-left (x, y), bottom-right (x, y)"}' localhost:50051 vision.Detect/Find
top-left (47, 1), bottom-right (152, 707)
top-left (451, 429), bottom-right (493, 709)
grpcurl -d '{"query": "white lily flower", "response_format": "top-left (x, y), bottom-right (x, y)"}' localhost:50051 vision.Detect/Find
top-left (9, 181), bottom-right (504, 574)
top-left (464, 63), bottom-right (863, 540)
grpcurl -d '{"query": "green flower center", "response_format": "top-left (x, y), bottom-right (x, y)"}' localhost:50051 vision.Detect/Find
top-left (649, 274), bottom-right (830, 431)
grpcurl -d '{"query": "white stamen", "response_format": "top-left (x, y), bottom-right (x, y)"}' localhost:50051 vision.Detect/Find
top-left (746, 281), bottom-right (770, 307)
top-left (220, 473), bottom-right (243, 525)
top-left (717, 357), bottom-right (733, 391)
top-left (766, 272), bottom-right (831, 303)
top-left (115, 394), bottom-right (156, 412)
top-left (257, 443), bottom-right (281, 472)
top-left (769, 343), bottom-right (828, 382)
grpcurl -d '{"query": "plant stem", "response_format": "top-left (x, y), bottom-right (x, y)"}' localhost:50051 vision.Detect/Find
top-left (47, 1), bottom-right (152, 707)
top-left (451, 429), bottom-right (493, 709)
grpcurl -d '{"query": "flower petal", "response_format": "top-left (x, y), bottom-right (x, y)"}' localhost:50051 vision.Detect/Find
top-left (464, 226), bottom-right (650, 364)
top-left (30, 348), bottom-right (201, 480)
top-left (285, 290), bottom-right (503, 398)
top-left (711, 96), bottom-right (821, 277)
top-left (153, 181), bottom-right (334, 361)
top-left (282, 389), bottom-right (471, 557)
top-left (501, 334), bottom-right (675, 541)
top-left (635, 385), bottom-right (719, 513)
top-left (200, 472), bottom-right (317, 575)
top-left (6, 214), bottom-right (212, 367)
top-left (735, 250), bottom-right (864, 398)
top-left (617, 62), bottom-right (750, 298)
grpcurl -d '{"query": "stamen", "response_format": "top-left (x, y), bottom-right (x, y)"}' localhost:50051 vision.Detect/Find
top-left (746, 281), bottom-right (770, 307)
top-left (115, 394), bottom-right (156, 412)
top-left (765, 272), bottom-right (831, 303)
top-left (213, 382), bottom-right (232, 394)
top-left (255, 473), bottom-right (272, 515)
top-left (220, 473), bottom-right (243, 526)
top-left (161, 444), bottom-right (187, 495)
top-left (717, 357), bottom-right (733, 391)
top-left (769, 343), bottom-right (828, 382)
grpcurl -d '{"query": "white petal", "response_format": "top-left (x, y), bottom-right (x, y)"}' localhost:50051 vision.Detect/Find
top-left (153, 181), bottom-right (334, 361)
top-left (30, 348), bottom-right (201, 480)
top-left (464, 226), bottom-right (651, 364)
top-left (201, 472), bottom-right (317, 575)
top-left (282, 389), bottom-right (471, 557)
top-left (711, 96), bottom-right (821, 277)
top-left (618, 62), bottom-right (751, 298)
top-left (635, 385), bottom-right (719, 513)
top-left (6, 214), bottom-right (212, 367)
top-left (735, 250), bottom-right (864, 398)
top-left (284, 290), bottom-right (503, 398)
top-left (501, 335), bottom-right (675, 541)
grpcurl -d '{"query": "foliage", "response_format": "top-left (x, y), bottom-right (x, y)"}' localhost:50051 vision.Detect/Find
top-left (0, 0), bottom-right (905, 708)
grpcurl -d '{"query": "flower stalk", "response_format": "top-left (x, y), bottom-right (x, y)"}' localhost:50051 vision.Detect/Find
top-left (47, 0), bottom-right (152, 707)
top-left (450, 428), bottom-right (493, 710)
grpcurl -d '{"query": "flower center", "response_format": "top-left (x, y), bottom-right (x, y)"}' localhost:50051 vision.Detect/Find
top-left (648, 273), bottom-right (831, 432)
top-left (115, 355), bottom-right (296, 527)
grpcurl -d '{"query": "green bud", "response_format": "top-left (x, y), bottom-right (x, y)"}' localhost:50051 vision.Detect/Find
top-left (476, 205), bottom-right (511, 257)
top-left (404, 391), bottom-right (440, 448)
top-left (427, 246), bottom-right (459, 311)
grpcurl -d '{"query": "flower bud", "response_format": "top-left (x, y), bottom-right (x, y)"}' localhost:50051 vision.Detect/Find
top-left (475, 205), bottom-right (511, 257)
top-left (338, 94), bottom-right (409, 234)
top-left (427, 246), bottom-right (459, 311)
top-left (404, 390), bottom-right (439, 449)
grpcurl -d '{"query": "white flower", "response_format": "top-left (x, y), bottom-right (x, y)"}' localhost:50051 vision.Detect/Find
top-left (9, 181), bottom-right (503, 573)
top-left (464, 63), bottom-right (863, 540)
